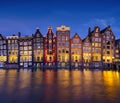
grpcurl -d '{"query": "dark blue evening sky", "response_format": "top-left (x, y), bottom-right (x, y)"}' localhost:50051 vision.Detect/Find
top-left (0, 0), bottom-right (120, 39)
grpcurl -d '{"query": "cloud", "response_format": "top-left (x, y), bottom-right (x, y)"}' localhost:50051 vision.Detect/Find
top-left (83, 17), bottom-right (116, 27)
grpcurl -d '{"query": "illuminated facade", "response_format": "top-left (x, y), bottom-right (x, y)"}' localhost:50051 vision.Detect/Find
top-left (115, 39), bottom-right (120, 62)
top-left (0, 25), bottom-right (119, 69)
top-left (70, 33), bottom-right (82, 68)
top-left (33, 28), bottom-right (44, 68)
top-left (114, 39), bottom-right (120, 69)
top-left (101, 26), bottom-right (115, 68)
top-left (0, 34), bottom-right (7, 67)
top-left (44, 27), bottom-right (57, 68)
top-left (6, 34), bottom-right (20, 68)
top-left (88, 27), bottom-right (102, 68)
top-left (19, 36), bottom-right (33, 68)
top-left (82, 37), bottom-right (92, 68)
top-left (56, 25), bottom-right (70, 68)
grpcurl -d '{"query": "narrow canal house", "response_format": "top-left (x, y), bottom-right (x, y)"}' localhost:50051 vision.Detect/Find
top-left (19, 36), bottom-right (33, 68)
top-left (88, 27), bottom-right (102, 69)
top-left (0, 34), bottom-right (7, 67)
top-left (101, 26), bottom-right (115, 69)
top-left (44, 27), bottom-right (57, 68)
top-left (33, 28), bottom-right (44, 68)
top-left (6, 34), bottom-right (20, 68)
top-left (70, 33), bottom-right (83, 68)
top-left (114, 39), bottom-right (120, 70)
top-left (56, 25), bottom-right (70, 68)
top-left (82, 36), bottom-right (92, 68)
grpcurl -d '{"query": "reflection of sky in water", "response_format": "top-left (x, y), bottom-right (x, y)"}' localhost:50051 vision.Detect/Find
top-left (0, 69), bottom-right (120, 103)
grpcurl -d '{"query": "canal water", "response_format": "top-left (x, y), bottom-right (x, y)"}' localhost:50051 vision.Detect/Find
top-left (0, 69), bottom-right (120, 103)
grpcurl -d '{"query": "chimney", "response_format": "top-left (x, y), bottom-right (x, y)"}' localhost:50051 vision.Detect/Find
top-left (18, 32), bottom-right (21, 37)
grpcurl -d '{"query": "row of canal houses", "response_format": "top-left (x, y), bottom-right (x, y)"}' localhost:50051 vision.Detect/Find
top-left (0, 25), bottom-right (120, 69)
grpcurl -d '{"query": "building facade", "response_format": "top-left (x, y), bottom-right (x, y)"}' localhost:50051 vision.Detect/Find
top-left (56, 25), bottom-right (70, 68)
top-left (33, 28), bottom-right (44, 68)
top-left (70, 33), bottom-right (83, 68)
top-left (89, 27), bottom-right (102, 68)
top-left (114, 39), bottom-right (120, 69)
top-left (19, 36), bottom-right (33, 68)
top-left (0, 34), bottom-right (7, 67)
top-left (82, 37), bottom-right (92, 68)
top-left (6, 34), bottom-right (20, 68)
top-left (101, 26), bottom-right (115, 68)
top-left (0, 25), bottom-right (119, 69)
top-left (44, 27), bottom-right (57, 68)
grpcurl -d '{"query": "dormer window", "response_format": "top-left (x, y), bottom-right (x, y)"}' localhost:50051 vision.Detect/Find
top-left (106, 31), bottom-right (110, 36)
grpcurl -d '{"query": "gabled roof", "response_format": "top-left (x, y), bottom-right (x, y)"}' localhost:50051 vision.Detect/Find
top-left (82, 36), bottom-right (91, 43)
top-left (46, 27), bottom-right (54, 36)
top-left (0, 34), bottom-right (6, 39)
top-left (33, 28), bottom-right (43, 37)
top-left (100, 26), bottom-right (111, 33)
top-left (88, 26), bottom-right (101, 38)
top-left (71, 33), bottom-right (82, 41)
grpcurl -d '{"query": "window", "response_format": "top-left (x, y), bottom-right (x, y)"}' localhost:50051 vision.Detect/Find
top-left (106, 31), bottom-right (110, 35)
top-left (62, 49), bottom-right (65, 53)
top-left (116, 50), bottom-right (119, 53)
top-left (59, 50), bottom-right (61, 53)
top-left (58, 36), bottom-right (61, 41)
top-left (62, 36), bottom-right (65, 41)
top-left (107, 46), bottom-right (110, 49)
top-left (95, 38), bottom-right (99, 42)
top-left (24, 42), bottom-right (27, 45)
top-left (107, 51), bottom-right (110, 54)
top-left (66, 42), bottom-right (69, 47)
top-left (62, 56), bottom-right (65, 61)
top-left (95, 43), bottom-right (98, 47)
top-left (99, 38), bottom-right (101, 42)
top-left (66, 36), bottom-right (69, 41)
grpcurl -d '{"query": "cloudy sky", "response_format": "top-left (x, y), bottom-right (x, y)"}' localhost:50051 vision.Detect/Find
top-left (0, 0), bottom-right (120, 39)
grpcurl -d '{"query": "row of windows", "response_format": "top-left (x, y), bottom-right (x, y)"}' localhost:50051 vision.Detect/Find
top-left (58, 49), bottom-right (69, 53)
top-left (0, 41), bottom-right (6, 44)
top-left (0, 51), bottom-right (7, 55)
top-left (20, 51), bottom-right (32, 55)
top-left (73, 39), bottom-right (80, 43)
top-left (92, 48), bottom-right (101, 53)
top-left (83, 43), bottom-right (90, 46)
top-left (71, 51), bottom-right (81, 54)
top-left (8, 52), bottom-right (18, 55)
top-left (92, 38), bottom-right (101, 42)
top-left (20, 42), bottom-right (32, 45)
top-left (71, 44), bottom-right (81, 48)
top-left (20, 46), bottom-right (32, 50)
top-left (57, 36), bottom-right (69, 41)
top-left (57, 31), bottom-right (70, 35)
top-left (34, 50), bottom-right (43, 54)
top-left (33, 38), bottom-right (43, 42)
top-left (83, 47), bottom-right (91, 52)
top-left (0, 45), bottom-right (6, 49)
top-left (8, 40), bottom-right (18, 44)
top-left (20, 57), bottom-right (32, 62)
top-left (57, 42), bottom-right (69, 47)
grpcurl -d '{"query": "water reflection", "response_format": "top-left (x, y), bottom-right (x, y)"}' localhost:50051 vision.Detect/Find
top-left (0, 69), bottom-right (119, 103)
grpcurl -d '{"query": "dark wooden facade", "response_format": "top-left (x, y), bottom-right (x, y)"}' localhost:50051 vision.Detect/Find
top-left (33, 28), bottom-right (44, 68)
top-left (0, 34), bottom-right (7, 67)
